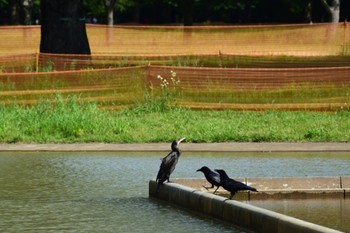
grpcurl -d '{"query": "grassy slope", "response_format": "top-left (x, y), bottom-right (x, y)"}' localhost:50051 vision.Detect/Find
top-left (0, 97), bottom-right (349, 143)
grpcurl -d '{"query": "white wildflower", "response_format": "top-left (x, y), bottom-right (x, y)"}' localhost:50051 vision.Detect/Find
top-left (170, 70), bottom-right (176, 78)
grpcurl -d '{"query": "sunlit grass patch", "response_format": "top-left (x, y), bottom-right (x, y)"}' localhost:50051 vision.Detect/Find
top-left (0, 94), bottom-right (349, 143)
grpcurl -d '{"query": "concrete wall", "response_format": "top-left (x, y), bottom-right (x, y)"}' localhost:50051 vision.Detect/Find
top-left (149, 180), bottom-right (343, 233)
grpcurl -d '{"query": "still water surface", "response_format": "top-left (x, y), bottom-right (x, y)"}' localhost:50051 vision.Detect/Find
top-left (0, 152), bottom-right (349, 232)
top-left (249, 198), bottom-right (350, 232)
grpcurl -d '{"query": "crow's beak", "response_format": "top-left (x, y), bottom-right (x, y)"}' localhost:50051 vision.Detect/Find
top-left (196, 168), bottom-right (200, 172)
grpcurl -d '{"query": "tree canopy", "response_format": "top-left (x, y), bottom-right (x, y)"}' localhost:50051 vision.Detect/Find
top-left (0, 0), bottom-right (349, 25)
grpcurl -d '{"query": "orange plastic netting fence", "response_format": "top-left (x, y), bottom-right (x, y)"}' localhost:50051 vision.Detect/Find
top-left (1, 52), bottom-right (350, 73)
top-left (1, 23), bottom-right (350, 72)
top-left (1, 23), bottom-right (350, 56)
top-left (1, 65), bottom-right (349, 111)
top-left (1, 23), bottom-right (350, 111)
top-left (148, 65), bottom-right (350, 111)
top-left (0, 66), bottom-right (147, 108)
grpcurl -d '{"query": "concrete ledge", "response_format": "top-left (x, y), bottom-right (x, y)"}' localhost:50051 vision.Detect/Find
top-left (342, 176), bottom-right (350, 188)
top-left (342, 177), bottom-right (350, 198)
top-left (149, 180), bottom-right (343, 233)
top-left (0, 142), bottom-right (350, 152)
top-left (248, 177), bottom-right (341, 190)
top-left (175, 177), bottom-right (349, 200)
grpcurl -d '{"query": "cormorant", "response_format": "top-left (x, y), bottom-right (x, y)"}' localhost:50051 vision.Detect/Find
top-left (215, 169), bottom-right (257, 199)
top-left (156, 137), bottom-right (186, 192)
top-left (196, 166), bottom-right (221, 194)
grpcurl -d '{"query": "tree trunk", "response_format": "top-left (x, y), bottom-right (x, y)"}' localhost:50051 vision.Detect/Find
top-left (22, 0), bottom-right (33, 25)
top-left (104, 0), bottom-right (116, 26)
top-left (319, 0), bottom-right (340, 42)
top-left (40, 0), bottom-right (91, 54)
top-left (107, 7), bottom-right (113, 26)
top-left (9, 0), bottom-right (20, 25)
top-left (181, 0), bottom-right (194, 26)
top-left (132, 3), bottom-right (140, 23)
top-left (305, 1), bottom-right (312, 23)
top-left (320, 0), bottom-right (340, 23)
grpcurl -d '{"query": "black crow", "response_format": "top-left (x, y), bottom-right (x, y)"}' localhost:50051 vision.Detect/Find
top-left (156, 137), bottom-right (186, 192)
top-left (215, 169), bottom-right (257, 199)
top-left (196, 166), bottom-right (221, 194)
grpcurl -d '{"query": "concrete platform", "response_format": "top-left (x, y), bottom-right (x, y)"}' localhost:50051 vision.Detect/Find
top-left (342, 176), bottom-right (350, 188)
top-left (0, 142), bottom-right (350, 152)
top-left (174, 177), bottom-right (349, 200)
top-left (149, 180), bottom-right (344, 233)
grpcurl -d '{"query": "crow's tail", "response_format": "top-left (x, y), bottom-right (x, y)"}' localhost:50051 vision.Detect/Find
top-left (248, 186), bottom-right (258, 192)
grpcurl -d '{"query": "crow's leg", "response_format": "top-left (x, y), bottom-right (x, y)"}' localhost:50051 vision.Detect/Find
top-left (213, 186), bottom-right (220, 194)
top-left (229, 192), bottom-right (236, 199)
top-left (202, 184), bottom-right (214, 190)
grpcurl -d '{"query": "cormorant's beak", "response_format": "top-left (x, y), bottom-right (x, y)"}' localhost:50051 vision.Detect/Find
top-left (178, 137), bottom-right (186, 144)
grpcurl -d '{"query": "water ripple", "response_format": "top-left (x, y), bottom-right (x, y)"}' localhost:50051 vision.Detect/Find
top-left (1, 151), bottom-right (349, 232)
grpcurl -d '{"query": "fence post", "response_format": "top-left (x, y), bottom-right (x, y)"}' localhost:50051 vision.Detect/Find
top-left (36, 52), bottom-right (39, 73)
top-left (146, 64), bottom-right (153, 102)
top-left (343, 20), bottom-right (348, 56)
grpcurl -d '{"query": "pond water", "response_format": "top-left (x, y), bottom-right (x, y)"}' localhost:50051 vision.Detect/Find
top-left (0, 151), bottom-right (349, 232)
top-left (248, 198), bottom-right (350, 232)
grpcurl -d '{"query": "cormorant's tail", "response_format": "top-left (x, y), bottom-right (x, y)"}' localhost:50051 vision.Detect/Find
top-left (156, 182), bottom-right (161, 193)
top-left (156, 178), bottom-right (164, 193)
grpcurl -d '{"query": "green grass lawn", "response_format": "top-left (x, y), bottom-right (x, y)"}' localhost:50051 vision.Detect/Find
top-left (1, 95), bottom-right (349, 143)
